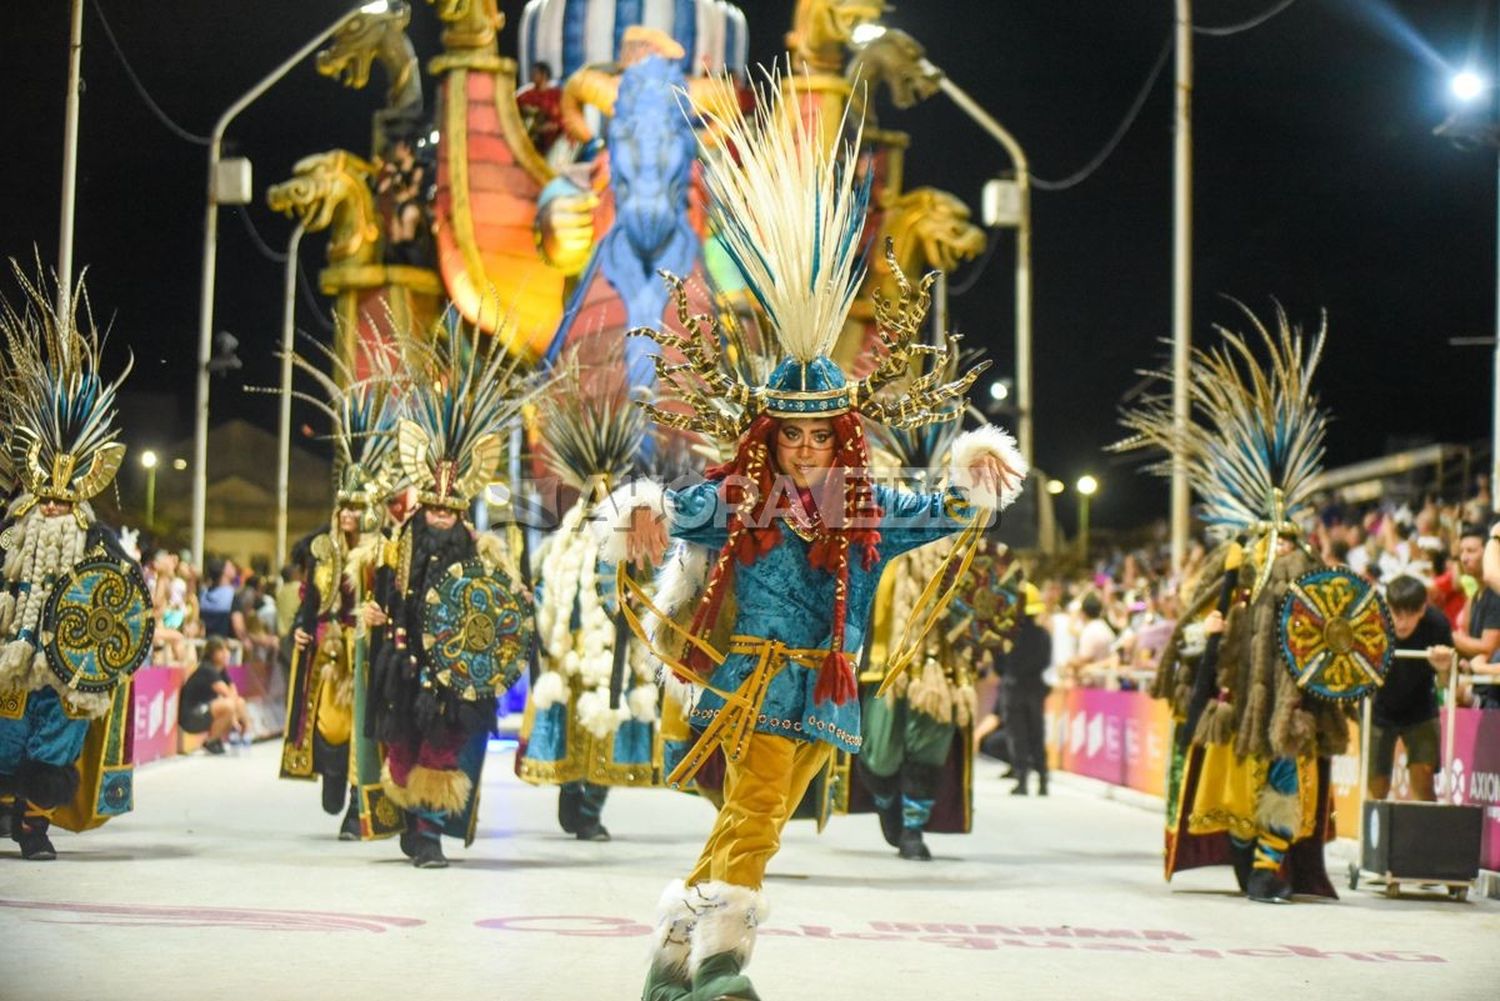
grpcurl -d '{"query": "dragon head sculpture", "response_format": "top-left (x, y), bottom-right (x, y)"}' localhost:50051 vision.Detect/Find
top-left (317, 0), bottom-right (412, 90)
top-left (883, 187), bottom-right (986, 275)
top-left (266, 151), bottom-right (382, 267)
top-left (788, 0), bottom-right (889, 73)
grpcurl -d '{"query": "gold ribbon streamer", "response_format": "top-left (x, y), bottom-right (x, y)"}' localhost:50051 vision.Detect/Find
top-left (876, 512), bottom-right (986, 698)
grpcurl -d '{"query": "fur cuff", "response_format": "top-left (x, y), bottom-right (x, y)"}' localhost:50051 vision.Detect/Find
top-left (531, 670), bottom-right (568, 710)
top-left (687, 881), bottom-right (768, 977)
top-left (648, 880), bottom-right (697, 981)
top-left (474, 531), bottom-right (518, 580)
top-left (949, 425), bottom-right (1028, 511)
top-left (595, 479), bottom-right (672, 566)
top-left (381, 763), bottom-right (472, 813)
top-left (344, 535), bottom-right (381, 594)
top-left (648, 544), bottom-right (710, 710)
top-left (0, 640), bottom-right (35, 690)
top-left (1255, 786), bottom-right (1302, 839)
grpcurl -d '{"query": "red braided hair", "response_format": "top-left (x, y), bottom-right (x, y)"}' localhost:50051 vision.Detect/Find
top-left (680, 411), bottom-right (882, 706)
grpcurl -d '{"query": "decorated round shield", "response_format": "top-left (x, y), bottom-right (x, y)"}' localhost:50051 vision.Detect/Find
top-left (43, 555), bottom-right (155, 694)
top-left (422, 558), bottom-right (532, 700)
top-left (949, 548), bottom-right (1023, 650)
top-left (1278, 566), bottom-right (1394, 702)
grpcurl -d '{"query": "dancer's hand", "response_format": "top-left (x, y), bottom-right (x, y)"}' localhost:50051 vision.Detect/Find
top-left (361, 601), bottom-right (388, 628)
top-left (293, 628), bottom-right (313, 650)
top-left (626, 506), bottom-right (669, 571)
top-left (969, 453), bottom-right (1020, 500)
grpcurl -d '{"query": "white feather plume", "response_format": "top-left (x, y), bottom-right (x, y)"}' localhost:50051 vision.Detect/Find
top-left (688, 64), bottom-right (870, 364)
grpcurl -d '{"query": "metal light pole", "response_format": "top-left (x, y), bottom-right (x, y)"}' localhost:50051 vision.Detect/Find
top-left (275, 223), bottom-right (307, 570)
top-left (931, 75), bottom-right (1034, 465)
top-left (1171, 0), bottom-right (1194, 571)
top-left (57, 0), bottom-right (85, 314)
top-left (141, 450), bottom-right (159, 528)
top-left (191, 2), bottom-right (373, 566)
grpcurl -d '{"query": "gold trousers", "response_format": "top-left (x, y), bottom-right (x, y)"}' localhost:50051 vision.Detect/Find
top-left (686, 731), bottom-right (832, 889)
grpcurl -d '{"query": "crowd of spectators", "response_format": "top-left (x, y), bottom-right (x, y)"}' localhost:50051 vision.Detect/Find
top-left (137, 547), bottom-right (302, 753)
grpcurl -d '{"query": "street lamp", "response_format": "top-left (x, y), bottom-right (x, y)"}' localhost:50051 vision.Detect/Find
top-left (1076, 475), bottom-right (1099, 561)
top-left (1453, 69), bottom-right (1487, 102)
top-left (849, 25), bottom-right (1033, 468)
top-left (140, 450), bottom-right (158, 528)
top-left (1046, 478), bottom-right (1065, 496)
top-left (191, 1), bottom-right (376, 566)
top-left (1440, 62), bottom-right (1500, 507)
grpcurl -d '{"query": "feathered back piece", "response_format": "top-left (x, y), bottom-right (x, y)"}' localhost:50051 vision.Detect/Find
top-left (397, 316), bottom-right (541, 510)
top-left (538, 353), bottom-right (647, 494)
top-left (868, 338), bottom-right (977, 479)
top-left (286, 331), bottom-right (404, 509)
top-left (1115, 300), bottom-right (1328, 540)
top-left (0, 260), bottom-right (130, 515)
top-left (693, 64), bottom-right (870, 366)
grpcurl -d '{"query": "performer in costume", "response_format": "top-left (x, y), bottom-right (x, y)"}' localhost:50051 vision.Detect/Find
top-left (279, 342), bottom-right (405, 840)
top-left (844, 407), bottom-right (982, 861)
top-left (0, 267), bottom-right (152, 860)
top-left (1117, 306), bottom-right (1367, 903)
top-left (606, 74), bottom-right (1026, 1001)
top-left (364, 324), bottom-right (537, 868)
top-left (518, 362), bottom-right (661, 839)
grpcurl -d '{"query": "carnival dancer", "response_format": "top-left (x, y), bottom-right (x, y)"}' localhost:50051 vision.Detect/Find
top-left (363, 323), bottom-right (537, 868)
top-left (519, 362), bottom-right (660, 839)
top-left (1117, 307), bottom-right (1371, 903)
top-left (0, 266), bottom-right (153, 860)
top-left (280, 342), bottom-right (405, 840)
top-left (605, 74), bottom-right (1026, 1000)
top-left (847, 407), bottom-right (982, 861)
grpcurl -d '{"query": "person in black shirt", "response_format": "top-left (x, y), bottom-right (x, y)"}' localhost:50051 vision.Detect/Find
top-left (995, 583), bottom-right (1052, 796)
top-left (178, 638), bottom-right (249, 755)
top-left (1368, 576), bottom-right (1453, 802)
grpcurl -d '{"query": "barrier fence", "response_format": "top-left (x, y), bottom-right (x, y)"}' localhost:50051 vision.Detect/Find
top-left (1043, 687), bottom-right (1500, 871)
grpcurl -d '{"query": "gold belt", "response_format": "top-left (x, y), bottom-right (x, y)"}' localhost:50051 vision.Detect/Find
top-left (664, 636), bottom-right (826, 788)
top-left (615, 564), bottom-right (826, 787)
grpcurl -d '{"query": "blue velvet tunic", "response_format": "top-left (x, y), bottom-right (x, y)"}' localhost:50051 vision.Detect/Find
top-left (669, 481), bottom-right (981, 754)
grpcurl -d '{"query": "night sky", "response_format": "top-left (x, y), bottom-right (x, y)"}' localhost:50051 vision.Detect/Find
top-left (1, 0), bottom-right (1495, 532)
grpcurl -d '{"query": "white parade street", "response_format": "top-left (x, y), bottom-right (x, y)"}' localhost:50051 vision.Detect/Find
top-left (2, 741), bottom-right (1497, 1000)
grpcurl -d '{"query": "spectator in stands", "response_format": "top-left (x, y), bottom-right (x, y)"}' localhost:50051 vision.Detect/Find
top-left (178, 637), bottom-right (249, 755)
top-left (1465, 521), bottom-right (1500, 710)
top-left (1067, 591), bottom-right (1117, 687)
top-left (275, 562), bottom-right (303, 639)
top-left (199, 557), bottom-right (239, 638)
top-left (1368, 576), bottom-right (1453, 802)
top-left (233, 574), bottom-right (281, 670)
top-left (1454, 525), bottom-right (1500, 672)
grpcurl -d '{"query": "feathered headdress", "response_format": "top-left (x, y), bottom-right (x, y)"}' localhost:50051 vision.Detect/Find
top-left (397, 318), bottom-right (539, 510)
top-left (538, 354), bottom-right (648, 494)
top-left (630, 66), bottom-right (985, 438)
top-left (285, 334), bottom-right (404, 511)
top-left (867, 338), bottom-right (980, 481)
top-left (0, 262), bottom-right (129, 519)
top-left (1114, 299), bottom-right (1328, 551)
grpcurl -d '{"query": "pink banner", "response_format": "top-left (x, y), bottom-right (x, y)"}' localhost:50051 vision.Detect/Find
top-left (1442, 708), bottom-right (1500, 871)
top-left (1046, 685), bottom-right (1500, 873)
top-left (130, 666), bottom-right (183, 767)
